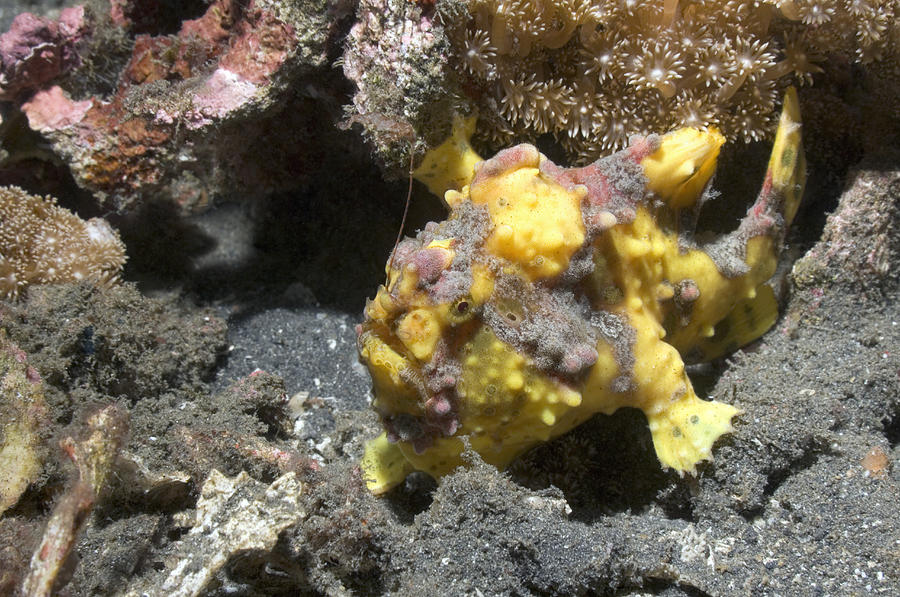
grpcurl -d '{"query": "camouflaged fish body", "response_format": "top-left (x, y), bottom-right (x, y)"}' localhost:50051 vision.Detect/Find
top-left (358, 89), bottom-right (805, 494)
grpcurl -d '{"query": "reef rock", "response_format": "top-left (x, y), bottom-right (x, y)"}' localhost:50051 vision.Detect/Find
top-left (6, 0), bottom-right (339, 211)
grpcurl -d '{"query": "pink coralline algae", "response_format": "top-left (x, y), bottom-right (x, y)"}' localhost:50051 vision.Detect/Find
top-left (20, 86), bottom-right (91, 132)
top-left (342, 0), bottom-right (455, 174)
top-left (0, 7), bottom-right (87, 101)
top-left (179, 68), bottom-right (260, 129)
top-left (3, 0), bottom-right (334, 211)
top-left (792, 153), bottom-right (900, 291)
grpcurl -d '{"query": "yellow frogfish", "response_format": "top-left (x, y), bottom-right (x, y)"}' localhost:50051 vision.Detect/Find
top-left (358, 89), bottom-right (806, 494)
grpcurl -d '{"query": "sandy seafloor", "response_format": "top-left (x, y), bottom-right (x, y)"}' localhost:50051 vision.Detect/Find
top-left (130, 150), bottom-right (900, 597)
top-left (1, 1), bottom-right (900, 596)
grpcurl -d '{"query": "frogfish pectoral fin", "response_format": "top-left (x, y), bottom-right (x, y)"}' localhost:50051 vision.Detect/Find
top-left (647, 396), bottom-right (741, 474)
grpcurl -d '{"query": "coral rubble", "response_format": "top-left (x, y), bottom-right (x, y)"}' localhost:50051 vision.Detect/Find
top-left (122, 469), bottom-right (306, 597)
top-left (22, 405), bottom-right (128, 597)
top-left (0, 331), bottom-right (48, 517)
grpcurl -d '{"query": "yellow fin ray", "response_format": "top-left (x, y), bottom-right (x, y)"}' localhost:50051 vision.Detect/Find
top-left (766, 87), bottom-right (806, 228)
top-left (363, 432), bottom-right (415, 494)
top-left (688, 283), bottom-right (779, 363)
top-left (642, 127), bottom-right (725, 209)
top-left (647, 396), bottom-right (740, 473)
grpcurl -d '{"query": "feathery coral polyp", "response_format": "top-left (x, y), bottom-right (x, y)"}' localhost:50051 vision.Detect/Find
top-left (441, 0), bottom-right (898, 162)
top-left (0, 186), bottom-right (126, 300)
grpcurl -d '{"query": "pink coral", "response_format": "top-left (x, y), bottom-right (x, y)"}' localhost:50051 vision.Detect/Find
top-left (20, 85), bottom-right (92, 131)
top-left (0, 7), bottom-right (87, 100)
top-left (5, 0), bottom-right (334, 211)
top-left (182, 68), bottom-right (259, 129)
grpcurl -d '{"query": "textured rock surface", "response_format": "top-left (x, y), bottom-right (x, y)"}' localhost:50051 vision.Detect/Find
top-left (342, 0), bottom-right (456, 175)
top-left (122, 469), bottom-right (306, 597)
top-left (5, 0), bottom-right (349, 211)
top-left (792, 149), bottom-right (900, 293)
top-left (0, 5), bottom-right (86, 100)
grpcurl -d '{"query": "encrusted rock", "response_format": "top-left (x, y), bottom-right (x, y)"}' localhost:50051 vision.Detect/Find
top-left (123, 469), bottom-right (306, 597)
top-left (0, 7), bottom-right (88, 100)
top-left (792, 150), bottom-right (900, 293)
top-left (342, 0), bottom-right (457, 175)
top-left (0, 331), bottom-right (48, 516)
top-left (9, 0), bottom-right (337, 211)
